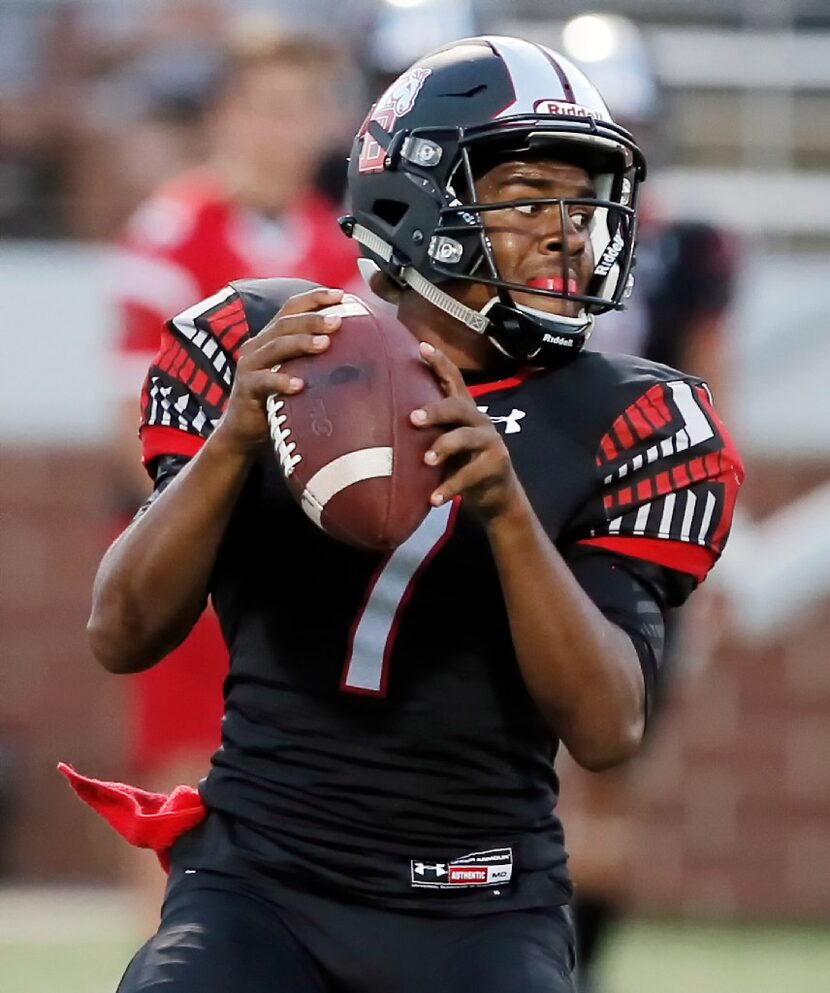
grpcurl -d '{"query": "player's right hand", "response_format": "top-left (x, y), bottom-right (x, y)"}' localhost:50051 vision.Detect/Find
top-left (211, 287), bottom-right (344, 457)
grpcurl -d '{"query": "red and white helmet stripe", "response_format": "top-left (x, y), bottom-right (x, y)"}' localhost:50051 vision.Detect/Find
top-left (485, 36), bottom-right (612, 122)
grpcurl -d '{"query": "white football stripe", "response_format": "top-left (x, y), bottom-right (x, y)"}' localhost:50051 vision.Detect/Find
top-left (301, 447), bottom-right (393, 526)
top-left (319, 295), bottom-right (371, 319)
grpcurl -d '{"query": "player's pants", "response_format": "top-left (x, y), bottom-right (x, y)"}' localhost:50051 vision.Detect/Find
top-left (116, 867), bottom-right (576, 993)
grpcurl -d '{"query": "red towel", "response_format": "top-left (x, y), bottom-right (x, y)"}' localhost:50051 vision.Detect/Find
top-left (58, 763), bottom-right (206, 872)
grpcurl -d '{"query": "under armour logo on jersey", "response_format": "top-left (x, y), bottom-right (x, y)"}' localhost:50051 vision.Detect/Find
top-left (412, 861), bottom-right (447, 878)
top-left (477, 406), bottom-right (527, 435)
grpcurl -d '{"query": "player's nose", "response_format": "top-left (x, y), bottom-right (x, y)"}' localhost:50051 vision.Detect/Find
top-left (540, 226), bottom-right (585, 261)
top-left (538, 203), bottom-right (585, 257)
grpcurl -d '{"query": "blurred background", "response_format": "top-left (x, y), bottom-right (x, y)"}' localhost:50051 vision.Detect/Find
top-left (0, 1), bottom-right (828, 991)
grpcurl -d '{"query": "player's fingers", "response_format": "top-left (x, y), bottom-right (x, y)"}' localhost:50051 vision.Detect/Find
top-left (430, 454), bottom-right (497, 507)
top-left (244, 311), bottom-right (342, 356)
top-left (423, 426), bottom-right (490, 467)
top-left (243, 369), bottom-right (304, 401)
top-left (243, 328), bottom-right (336, 370)
top-left (418, 341), bottom-right (467, 397)
top-left (242, 290), bottom-right (345, 352)
top-left (277, 287), bottom-right (345, 319)
top-left (410, 395), bottom-right (485, 429)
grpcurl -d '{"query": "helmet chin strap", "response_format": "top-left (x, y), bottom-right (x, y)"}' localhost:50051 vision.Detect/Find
top-left (401, 266), bottom-right (491, 334)
top-left (349, 221), bottom-right (491, 334)
top-left (480, 293), bottom-right (594, 344)
top-left (348, 220), bottom-right (593, 357)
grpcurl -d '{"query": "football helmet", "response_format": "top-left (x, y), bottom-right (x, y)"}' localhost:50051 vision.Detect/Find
top-left (341, 36), bottom-right (646, 367)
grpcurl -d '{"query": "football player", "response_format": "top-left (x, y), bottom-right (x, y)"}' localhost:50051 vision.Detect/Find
top-left (80, 36), bottom-right (742, 993)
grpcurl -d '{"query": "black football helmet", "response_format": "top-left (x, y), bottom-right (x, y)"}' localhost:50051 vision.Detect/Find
top-left (341, 36), bottom-right (646, 367)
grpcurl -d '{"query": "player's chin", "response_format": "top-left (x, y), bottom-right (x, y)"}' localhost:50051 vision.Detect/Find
top-left (511, 290), bottom-right (583, 318)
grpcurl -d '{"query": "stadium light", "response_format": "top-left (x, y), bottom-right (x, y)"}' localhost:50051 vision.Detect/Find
top-left (383, 0), bottom-right (428, 9)
top-left (562, 14), bottom-right (620, 63)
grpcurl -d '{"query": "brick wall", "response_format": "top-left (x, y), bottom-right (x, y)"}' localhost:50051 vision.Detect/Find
top-left (623, 600), bottom-right (830, 920)
top-left (0, 447), bottom-right (126, 881)
top-left (2, 445), bottom-right (828, 918)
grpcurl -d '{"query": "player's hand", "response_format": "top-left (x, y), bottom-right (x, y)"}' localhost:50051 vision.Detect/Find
top-left (410, 342), bottom-right (523, 521)
top-left (211, 287), bottom-right (344, 457)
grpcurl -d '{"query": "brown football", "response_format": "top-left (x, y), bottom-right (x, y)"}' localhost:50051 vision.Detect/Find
top-left (267, 294), bottom-right (444, 550)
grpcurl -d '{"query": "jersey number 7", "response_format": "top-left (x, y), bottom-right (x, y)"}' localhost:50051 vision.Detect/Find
top-left (340, 502), bottom-right (457, 695)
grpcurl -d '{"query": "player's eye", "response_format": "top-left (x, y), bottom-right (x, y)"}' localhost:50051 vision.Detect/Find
top-left (569, 209), bottom-right (595, 232)
top-left (513, 202), bottom-right (543, 216)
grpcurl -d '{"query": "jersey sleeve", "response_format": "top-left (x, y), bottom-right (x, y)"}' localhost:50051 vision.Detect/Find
top-left (563, 377), bottom-right (744, 605)
top-left (139, 285), bottom-right (250, 469)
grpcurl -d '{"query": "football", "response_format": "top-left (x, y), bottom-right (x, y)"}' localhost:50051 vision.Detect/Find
top-left (267, 294), bottom-right (444, 550)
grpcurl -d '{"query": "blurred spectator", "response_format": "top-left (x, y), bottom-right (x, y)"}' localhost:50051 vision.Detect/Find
top-left (554, 15), bottom-right (740, 993)
top-left (67, 0), bottom-right (227, 238)
top-left (0, 1), bottom-right (88, 236)
top-left (106, 15), bottom-right (360, 926)
top-left (0, 0), bottom-right (224, 239)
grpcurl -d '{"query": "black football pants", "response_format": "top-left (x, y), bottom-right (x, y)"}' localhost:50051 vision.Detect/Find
top-left (116, 867), bottom-right (576, 993)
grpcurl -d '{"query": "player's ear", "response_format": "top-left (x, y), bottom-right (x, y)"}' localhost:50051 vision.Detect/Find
top-left (368, 270), bottom-right (403, 305)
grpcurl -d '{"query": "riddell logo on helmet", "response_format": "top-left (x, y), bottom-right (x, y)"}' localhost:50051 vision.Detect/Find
top-left (594, 231), bottom-right (625, 276)
top-left (534, 99), bottom-right (595, 118)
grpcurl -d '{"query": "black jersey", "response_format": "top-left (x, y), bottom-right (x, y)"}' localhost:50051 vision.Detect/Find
top-left (139, 278), bottom-right (742, 915)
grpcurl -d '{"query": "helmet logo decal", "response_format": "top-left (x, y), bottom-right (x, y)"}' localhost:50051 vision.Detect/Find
top-left (358, 68), bottom-right (432, 174)
top-left (388, 67), bottom-right (432, 117)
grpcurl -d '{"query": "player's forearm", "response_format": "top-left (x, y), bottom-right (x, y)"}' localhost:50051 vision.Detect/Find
top-left (487, 489), bottom-right (646, 771)
top-left (87, 433), bottom-right (252, 674)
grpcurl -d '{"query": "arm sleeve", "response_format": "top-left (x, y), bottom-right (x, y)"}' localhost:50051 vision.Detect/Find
top-left (567, 548), bottom-right (670, 721)
top-left (563, 376), bottom-right (744, 605)
top-left (139, 285), bottom-right (251, 472)
top-left (131, 454), bottom-right (194, 521)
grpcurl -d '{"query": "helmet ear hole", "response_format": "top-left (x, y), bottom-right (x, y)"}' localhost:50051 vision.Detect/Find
top-left (373, 199), bottom-right (409, 227)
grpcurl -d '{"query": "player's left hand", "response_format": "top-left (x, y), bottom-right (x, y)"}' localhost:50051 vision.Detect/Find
top-left (410, 342), bottom-right (523, 522)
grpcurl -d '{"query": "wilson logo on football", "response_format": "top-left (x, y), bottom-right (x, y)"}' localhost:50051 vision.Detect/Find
top-left (358, 67), bottom-right (432, 174)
